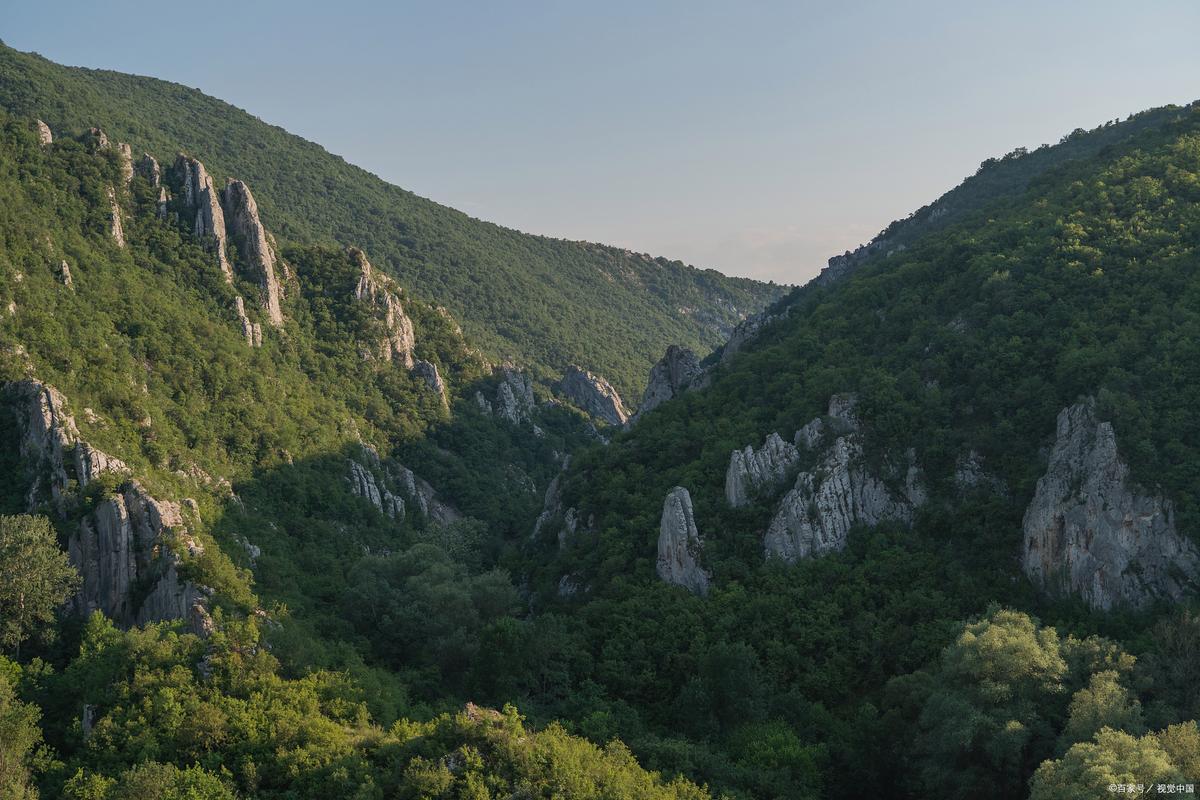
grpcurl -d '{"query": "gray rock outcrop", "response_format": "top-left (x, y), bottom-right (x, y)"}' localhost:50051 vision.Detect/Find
top-left (763, 436), bottom-right (915, 563)
top-left (656, 487), bottom-right (710, 595)
top-left (106, 186), bottom-right (125, 248)
top-left (35, 119), bottom-right (52, 146)
top-left (412, 360), bottom-right (448, 406)
top-left (347, 446), bottom-right (461, 525)
top-left (222, 180), bottom-right (283, 327)
top-left (347, 458), bottom-right (405, 520)
top-left (725, 432), bottom-right (800, 507)
top-left (136, 153), bottom-right (161, 186)
top-left (84, 127), bottom-right (109, 151)
top-left (632, 345), bottom-right (702, 423)
top-left (234, 296), bottom-right (262, 348)
top-left (116, 143), bottom-right (134, 186)
top-left (1021, 399), bottom-right (1200, 610)
top-left (6, 380), bottom-right (210, 634)
top-left (176, 155), bottom-right (232, 280)
top-left (479, 367), bottom-right (536, 424)
top-left (559, 366), bottom-right (628, 425)
top-left (58, 260), bottom-right (73, 288)
top-left (349, 247), bottom-right (415, 366)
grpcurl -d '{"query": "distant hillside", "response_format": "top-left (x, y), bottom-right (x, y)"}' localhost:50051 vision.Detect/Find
top-left (0, 41), bottom-right (782, 397)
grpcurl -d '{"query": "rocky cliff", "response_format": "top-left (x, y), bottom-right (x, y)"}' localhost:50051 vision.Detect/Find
top-left (349, 247), bottom-right (416, 366)
top-left (762, 394), bottom-right (922, 563)
top-left (221, 180), bottom-right (284, 327)
top-left (632, 345), bottom-right (702, 423)
top-left (6, 380), bottom-right (211, 634)
top-left (1022, 399), bottom-right (1200, 610)
top-left (347, 446), bottom-right (461, 526)
top-left (175, 154), bottom-right (232, 280)
top-left (559, 366), bottom-right (629, 426)
top-left (725, 432), bottom-right (800, 508)
top-left (477, 367), bottom-right (536, 425)
top-left (656, 486), bottom-right (710, 595)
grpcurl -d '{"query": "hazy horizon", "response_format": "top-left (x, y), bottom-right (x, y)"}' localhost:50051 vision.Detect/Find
top-left (5, 0), bottom-right (1199, 284)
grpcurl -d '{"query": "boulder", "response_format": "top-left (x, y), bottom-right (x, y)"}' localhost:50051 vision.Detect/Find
top-left (656, 486), bottom-right (710, 595)
top-left (725, 432), bottom-right (800, 507)
top-left (222, 180), bottom-right (283, 326)
top-left (559, 365), bottom-right (629, 425)
top-left (632, 345), bottom-right (702, 422)
top-left (1021, 399), bottom-right (1200, 610)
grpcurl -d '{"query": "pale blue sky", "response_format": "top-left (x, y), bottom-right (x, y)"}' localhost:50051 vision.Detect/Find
top-left (5, 1), bottom-right (1199, 283)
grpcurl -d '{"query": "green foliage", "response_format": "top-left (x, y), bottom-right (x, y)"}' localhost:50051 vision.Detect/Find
top-left (0, 665), bottom-right (42, 800)
top-left (0, 41), bottom-right (782, 398)
top-left (1029, 724), bottom-right (1200, 800)
top-left (0, 515), bottom-right (79, 654)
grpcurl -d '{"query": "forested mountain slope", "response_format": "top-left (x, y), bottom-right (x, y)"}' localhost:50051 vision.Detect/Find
top-left (511, 101), bottom-right (1200, 798)
top-left (0, 40), bottom-right (781, 398)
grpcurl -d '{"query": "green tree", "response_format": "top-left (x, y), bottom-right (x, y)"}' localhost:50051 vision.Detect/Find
top-left (1059, 670), bottom-right (1145, 750)
top-left (0, 515), bottom-right (79, 655)
top-left (0, 668), bottom-right (41, 800)
top-left (1030, 728), bottom-right (1183, 800)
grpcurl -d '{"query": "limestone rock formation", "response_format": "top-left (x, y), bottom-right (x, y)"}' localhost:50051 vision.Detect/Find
top-left (347, 458), bottom-right (405, 520)
top-left (84, 127), bottom-right (109, 151)
top-left (35, 119), bottom-right (52, 146)
top-left (106, 186), bottom-right (125, 248)
top-left (479, 366), bottom-right (536, 424)
top-left (116, 143), bottom-right (134, 186)
top-left (656, 486), bottom-right (710, 595)
top-left (1021, 399), bottom-right (1200, 610)
top-left (348, 247), bottom-right (415, 366)
top-left (234, 296), bottom-right (262, 348)
top-left (725, 432), bottom-right (800, 507)
top-left (69, 481), bottom-right (212, 635)
top-left (135, 153), bottom-right (161, 186)
top-left (175, 155), bottom-right (232, 280)
top-left (412, 360), bottom-right (448, 406)
top-left (559, 366), bottom-right (628, 425)
top-left (221, 180), bottom-right (284, 327)
top-left (764, 436), bottom-right (915, 563)
top-left (6, 380), bottom-right (129, 508)
top-left (57, 260), bottom-right (73, 288)
top-left (632, 345), bottom-right (702, 423)
top-left (6, 380), bottom-right (210, 634)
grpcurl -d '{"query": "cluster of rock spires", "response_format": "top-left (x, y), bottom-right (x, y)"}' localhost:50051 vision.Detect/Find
top-left (1021, 399), bottom-right (1199, 610)
top-left (558, 365), bottom-right (629, 426)
top-left (350, 247), bottom-right (416, 367)
top-left (477, 367), bottom-right (537, 425)
top-left (6, 379), bottom-right (212, 635)
top-left (346, 446), bottom-right (461, 526)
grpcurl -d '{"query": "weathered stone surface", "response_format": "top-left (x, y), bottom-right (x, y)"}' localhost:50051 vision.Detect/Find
top-left (656, 487), bottom-right (710, 595)
top-left (764, 436), bottom-right (915, 563)
top-left (632, 345), bottom-right (703, 423)
top-left (222, 180), bottom-right (283, 327)
top-left (478, 367), bottom-right (536, 424)
top-left (795, 417), bottom-right (824, 449)
top-left (412, 359), bottom-right (448, 406)
top-left (348, 247), bottom-right (415, 366)
top-left (175, 155), bottom-right (232, 280)
top-left (135, 153), bottom-right (161, 187)
top-left (57, 260), bottom-right (73, 288)
top-left (347, 458), bottom-right (405, 520)
top-left (1021, 399), bottom-right (1200, 610)
top-left (84, 127), bottom-right (109, 151)
top-left (7, 379), bottom-right (209, 634)
top-left (106, 186), bottom-right (125, 248)
top-left (559, 366), bottom-right (628, 425)
top-left (116, 143), bottom-right (134, 186)
top-left (234, 296), bottom-right (262, 348)
top-left (725, 432), bottom-right (800, 507)
top-left (6, 379), bottom-right (128, 508)
top-left (35, 119), bottom-right (52, 146)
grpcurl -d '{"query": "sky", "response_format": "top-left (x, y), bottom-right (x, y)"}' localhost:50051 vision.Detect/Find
top-left (4, 1), bottom-right (1200, 284)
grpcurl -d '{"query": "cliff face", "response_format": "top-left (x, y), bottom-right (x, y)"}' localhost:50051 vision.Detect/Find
top-left (632, 345), bottom-right (702, 423)
top-left (725, 432), bottom-right (799, 508)
top-left (656, 486), bottom-right (710, 595)
top-left (559, 366), bottom-right (629, 426)
top-left (1022, 399), bottom-right (1200, 610)
top-left (221, 180), bottom-right (284, 327)
top-left (349, 247), bottom-right (416, 367)
top-left (175, 154), bottom-right (232, 280)
top-left (6, 380), bottom-right (211, 634)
